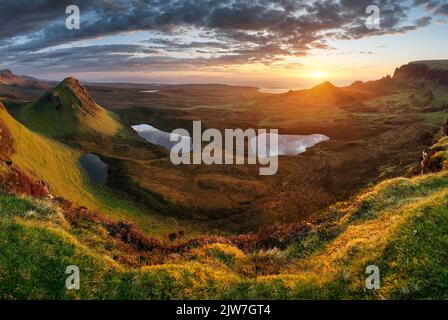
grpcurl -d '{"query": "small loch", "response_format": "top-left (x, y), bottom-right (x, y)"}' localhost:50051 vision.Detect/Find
top-left (80, 153), bottom-right (108, 184)
top-left (132, 123), bottom-right (329, 157)
top-left (132, 124), bottom-right (192, 152)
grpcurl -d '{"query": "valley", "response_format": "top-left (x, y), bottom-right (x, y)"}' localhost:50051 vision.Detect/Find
top-left (1, 62), bottom-right (447, 235)
top-left (2, 60), bottom-right (448, 299)
top-left (86, 71), bottom-right (445, 233)
top-left (3, 0), bottom-right (448, 302)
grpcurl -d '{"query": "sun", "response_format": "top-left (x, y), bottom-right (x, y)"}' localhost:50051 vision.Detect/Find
top-left (311, 70), bottom-right (324, 78)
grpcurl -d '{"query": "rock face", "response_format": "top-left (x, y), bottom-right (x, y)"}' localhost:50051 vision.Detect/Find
top-left (0, 69), bottom-right (19, 86)
top-left (0, 69), bottom-right (51, 96)
top-left (393, 62), bottom-right (448, 85)
top-left (0, 69), bottom-right (14, 80)
top-left (52, 77), bottom-right (100, 116)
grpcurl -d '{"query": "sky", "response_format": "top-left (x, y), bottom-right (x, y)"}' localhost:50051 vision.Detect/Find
top-left (1, 0), bottom-right (448, 88)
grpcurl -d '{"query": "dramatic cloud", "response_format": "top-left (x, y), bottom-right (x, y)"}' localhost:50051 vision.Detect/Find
top-left (0, 0), bottom-right (446, 74)
top-left (435, 3), bottom-right (448, 15)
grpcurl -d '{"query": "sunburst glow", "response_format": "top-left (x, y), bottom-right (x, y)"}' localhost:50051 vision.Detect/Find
top-left (311, 70), bottom-right (324, 78)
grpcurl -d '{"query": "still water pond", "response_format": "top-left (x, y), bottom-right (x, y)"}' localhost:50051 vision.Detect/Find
top-left (132, 124), bottom-right (329, 157)
top-left (80, 153), bottom-right (108, 184)
top-left (132, 124), bottom-right (192, 152)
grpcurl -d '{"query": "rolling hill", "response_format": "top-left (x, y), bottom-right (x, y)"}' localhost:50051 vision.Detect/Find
top-left (1, 132), bottom-right (448, 299)
top-left (0, 99), bottom-right (178, 237)
top-left (2, 60), bottom-right (448, 299)
top-left (0, 100), bottom-right (90, 202)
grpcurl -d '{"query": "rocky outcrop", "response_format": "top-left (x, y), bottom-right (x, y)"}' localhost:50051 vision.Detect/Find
top-left (0, 69), bottom-right (14, 80)
top-left (50, 77), bottom-right (100, 116)
top-left (393, 62), bottom-right (448, 85)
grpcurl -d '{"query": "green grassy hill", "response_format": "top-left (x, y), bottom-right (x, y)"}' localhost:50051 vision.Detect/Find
top-left (0, 101), bottom-right (178, 238)
top-left (0, 102), bottom-right (95, 205)
top-left (2, 135), bottom-right (448, 299)
top-left (15, 77), bottom-right (121, 138)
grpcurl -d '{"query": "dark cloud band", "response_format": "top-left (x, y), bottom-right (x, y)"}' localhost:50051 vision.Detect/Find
top-left (0, 0), bottom-right (445, 74)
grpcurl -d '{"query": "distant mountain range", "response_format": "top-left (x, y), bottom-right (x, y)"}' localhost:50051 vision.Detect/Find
top-left (0, 69), bottom-right (52, 88)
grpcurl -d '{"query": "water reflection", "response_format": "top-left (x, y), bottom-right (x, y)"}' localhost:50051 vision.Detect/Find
top-left (132, 124), bottom-right (329, 157)
top-left (250, 133), bottom-right (329, 157)
top-left (132, 124), bottom-right (192, 152)
top-left (80, 153), bottom-right (108, 184)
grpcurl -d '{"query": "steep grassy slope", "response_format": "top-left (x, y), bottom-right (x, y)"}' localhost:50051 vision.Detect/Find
top-left (0, 104), bottom-right (94, 204)
top-left (2, 136), bottom-right (448, 299)
top-left (1, 103), bottom-right (178, 237)
top-left (16, 77), bottom-right (121, 138)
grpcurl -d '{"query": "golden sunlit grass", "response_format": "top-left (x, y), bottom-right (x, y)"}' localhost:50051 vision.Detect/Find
top-left (3, 154), bottom-right (448, 298)
top-left (0, 107), bottom-right (94, 205)
top-left (3, 99), bottom-right (448, 298)
top-left (1, 107), bottom-right (176, 237)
